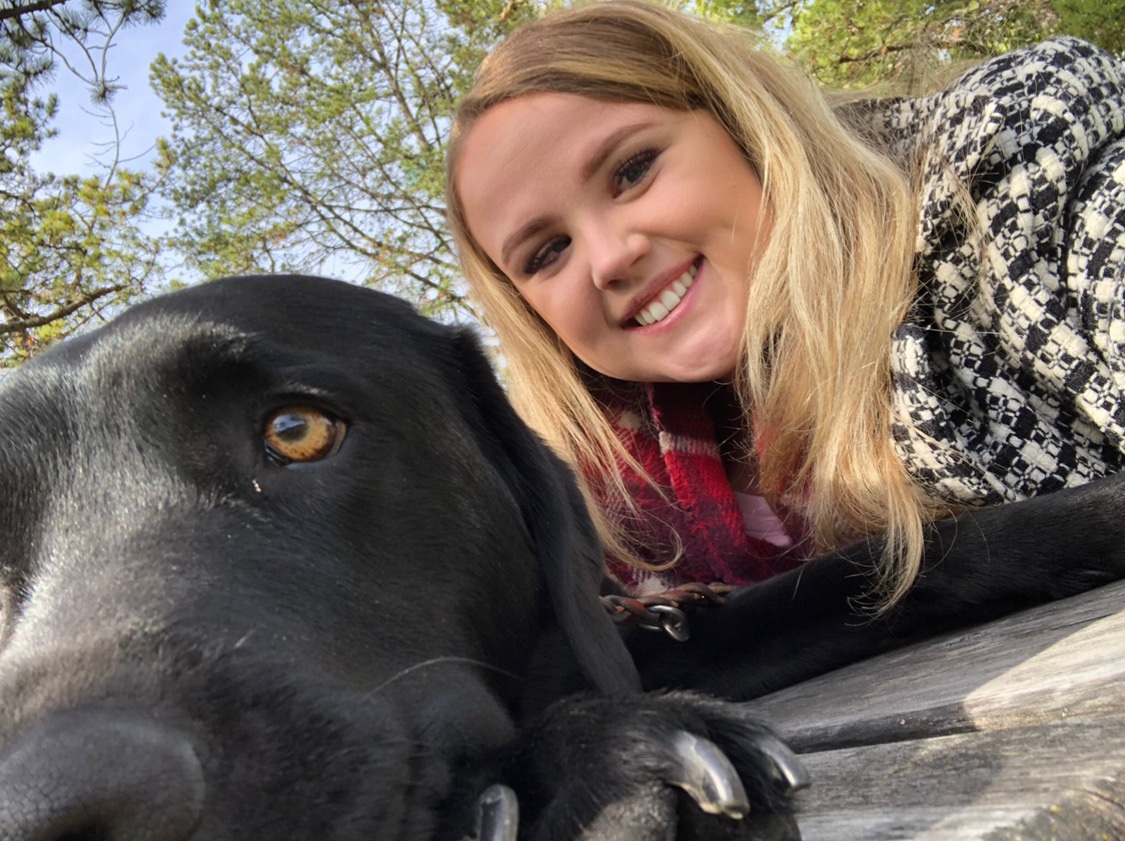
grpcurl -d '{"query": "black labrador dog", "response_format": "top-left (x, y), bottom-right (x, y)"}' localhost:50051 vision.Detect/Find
top-left (1, 274), bottom-right (1123, 841)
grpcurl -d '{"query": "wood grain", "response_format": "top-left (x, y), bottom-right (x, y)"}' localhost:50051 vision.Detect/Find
top-left (741, 581), bottom-right (1125, 839)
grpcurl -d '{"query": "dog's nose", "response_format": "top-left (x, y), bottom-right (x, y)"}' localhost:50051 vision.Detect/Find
top-left (0, 709), bottom-right (204, 840)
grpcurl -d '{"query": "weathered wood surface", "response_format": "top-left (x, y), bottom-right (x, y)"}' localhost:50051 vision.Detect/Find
top-left (742, 579), bottom-right (1125, 840)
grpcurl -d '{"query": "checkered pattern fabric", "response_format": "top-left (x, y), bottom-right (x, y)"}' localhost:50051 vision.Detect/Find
top-left (870, 37), bottom-right (1125, 505)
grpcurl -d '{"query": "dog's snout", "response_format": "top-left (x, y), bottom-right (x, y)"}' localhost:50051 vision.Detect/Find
top-left (0, 710), bottom-right (204, 841)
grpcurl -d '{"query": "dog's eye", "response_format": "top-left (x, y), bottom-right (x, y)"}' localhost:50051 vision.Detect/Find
top-left (263, 406), bottom-right (346, 465)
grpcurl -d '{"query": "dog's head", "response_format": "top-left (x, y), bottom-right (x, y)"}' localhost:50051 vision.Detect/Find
top-left (0, 275), bottom-right (636, 839)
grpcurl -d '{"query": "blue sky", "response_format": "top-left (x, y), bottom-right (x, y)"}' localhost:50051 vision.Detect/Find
top-left (28, 5), bottom-right (367, 288)
top-left (33, 4), bottom-right (197, 177)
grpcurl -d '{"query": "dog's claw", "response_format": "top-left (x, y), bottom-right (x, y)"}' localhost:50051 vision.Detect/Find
top-left (474, 783), bottom-right (519, 841)
top-left (754, 732), bottom-right (811, 795)
top-left (665, 730), bottom-right (751, 818)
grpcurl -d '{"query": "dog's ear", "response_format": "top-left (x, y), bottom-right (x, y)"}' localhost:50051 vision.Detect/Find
top-left (447, 329), bottom-right (640, 695)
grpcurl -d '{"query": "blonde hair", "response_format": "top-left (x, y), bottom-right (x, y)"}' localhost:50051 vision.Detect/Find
top-left (447, 0), bottom-right (948, 605)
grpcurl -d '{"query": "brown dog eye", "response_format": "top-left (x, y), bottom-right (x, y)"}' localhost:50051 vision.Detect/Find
top-left (263, 407), bottom-right (346, 464)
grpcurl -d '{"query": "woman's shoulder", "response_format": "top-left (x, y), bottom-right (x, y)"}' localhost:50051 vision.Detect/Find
top-left (844, 37), bottom-right (1124, 169)
top-left (944, 37), bottom-right (1125, 139)
top-left (950, 36), bottom-right (1124, 100)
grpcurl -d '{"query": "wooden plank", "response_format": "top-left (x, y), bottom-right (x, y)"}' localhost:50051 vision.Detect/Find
top-left (789, 719), bottom-right (1125, 840)
top-left (737, 581), bottom-right (1125, 839)
top-left (746, 581), bottom-right (1125, 749)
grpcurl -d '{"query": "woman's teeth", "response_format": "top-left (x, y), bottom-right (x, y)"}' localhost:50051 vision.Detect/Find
top-left (635, 263), bottom-right (698, 326)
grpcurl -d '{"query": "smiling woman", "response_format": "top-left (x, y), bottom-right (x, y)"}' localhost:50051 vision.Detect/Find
top-left (445, 0), bottom-right (1125, 606)
top-left (455, 95), bottom-right (769, 384)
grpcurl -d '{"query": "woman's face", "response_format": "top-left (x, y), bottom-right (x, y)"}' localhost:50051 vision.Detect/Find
top-left (456, 93), bottom-right (771, 383)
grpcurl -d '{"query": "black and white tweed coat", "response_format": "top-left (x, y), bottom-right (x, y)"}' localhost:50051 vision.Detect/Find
top-left (861, 37), bottom-right (1125, 506)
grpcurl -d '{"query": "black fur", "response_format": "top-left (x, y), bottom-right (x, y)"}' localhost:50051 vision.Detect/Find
top-left (0, 275), bottom-right (1122, 840)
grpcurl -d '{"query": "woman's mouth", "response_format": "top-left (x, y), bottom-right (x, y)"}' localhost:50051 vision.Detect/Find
top-left (633, 260), bottom-right (699, 327)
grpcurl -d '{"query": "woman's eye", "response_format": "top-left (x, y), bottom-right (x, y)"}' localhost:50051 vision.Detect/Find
top-left (524, 236), bottom-right (571, 276)
top-left (613, 149), bottom-right (657, 195)
top-left (263, 406), bottom-right (347, 465)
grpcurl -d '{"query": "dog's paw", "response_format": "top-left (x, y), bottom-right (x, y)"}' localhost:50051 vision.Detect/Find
top-left (491, 691), bottom-right (807, 840)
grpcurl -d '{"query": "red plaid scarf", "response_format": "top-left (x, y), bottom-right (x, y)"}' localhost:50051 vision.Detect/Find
top-left (598, 381), bottom-right (807, 591)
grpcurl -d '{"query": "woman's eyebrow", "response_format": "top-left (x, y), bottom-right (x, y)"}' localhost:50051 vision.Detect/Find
top-left (502, 217), bottom-right (551, 268)
top-left (580, 121), bottom-right (653, 180)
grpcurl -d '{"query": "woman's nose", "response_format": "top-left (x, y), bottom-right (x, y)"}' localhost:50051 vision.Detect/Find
top-left (587, 223), bottom-right (650, 290)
